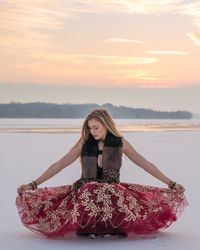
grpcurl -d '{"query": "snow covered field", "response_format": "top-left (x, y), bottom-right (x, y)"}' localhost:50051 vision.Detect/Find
top-left (0, 119), bottom-right (199, 249)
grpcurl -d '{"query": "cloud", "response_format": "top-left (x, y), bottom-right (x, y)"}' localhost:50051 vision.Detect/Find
top-left (187, 32), bottom-right (200, 46)
top-left (111, 69), bottom-right (162, 81)
top-left (0, 0), bottom-right (198, 31)
top-left (0, 0), bottom-right (102, 56)
top-left (147, 50), bottom-right (189, 55)
top-left (33, 53), bottom-right (157, 65)
top-left (178, 1), bottom-right (200, 29)
top-left (75, 0), bottom-right (200, 37)
top-left (81, 0), bottom-right (185, 14)
top-left (0, 1), bottom-right (73, 32)
top-left (0, 1), bottom-right (198, 54)
top-left (80, 0), bottom-right (200, 36)
top-left (105, 38), bottom-right (145, 44)
top-left (0, 30), bottom-right (51, 54)
top-left (11, 52), bottom-right (159, 86)
top-left (0, 0), bottom-right (198, 89)
top-left (0, 0), bottom-right (70, 57)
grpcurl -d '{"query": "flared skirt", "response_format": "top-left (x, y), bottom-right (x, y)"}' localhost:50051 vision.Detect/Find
top-left (16, 182), bottom-right (188, 237)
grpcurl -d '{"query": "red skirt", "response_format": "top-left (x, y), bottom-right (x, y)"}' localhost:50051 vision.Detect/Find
top-left (16, 182), bottom-right (188, 237)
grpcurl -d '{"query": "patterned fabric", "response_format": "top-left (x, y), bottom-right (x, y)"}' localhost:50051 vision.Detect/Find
top-left (72, 169), bottom-right (120, 191)
top-left (101, 169), bottom-right (120, 183)
top-left (16, 182), bottom-right (188, 237)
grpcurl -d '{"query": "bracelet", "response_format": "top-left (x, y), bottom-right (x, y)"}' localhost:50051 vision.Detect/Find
top-left (29, 181), bottom-right (38, 190)
top-left (168, 181), bottom-right (176, 190)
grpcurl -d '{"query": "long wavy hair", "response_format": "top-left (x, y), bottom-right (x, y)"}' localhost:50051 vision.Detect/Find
top-left (80, 108), bottom-right (122, 142)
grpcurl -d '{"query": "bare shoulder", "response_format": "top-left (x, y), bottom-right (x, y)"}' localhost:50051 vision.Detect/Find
top-left (122, 137), bottom-right (132, 152)
top-left (73, 138), bottom-right (84, 150)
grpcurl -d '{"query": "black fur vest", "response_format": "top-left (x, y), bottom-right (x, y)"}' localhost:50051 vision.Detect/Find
top-left (72, 132), bottom-right (123, 191)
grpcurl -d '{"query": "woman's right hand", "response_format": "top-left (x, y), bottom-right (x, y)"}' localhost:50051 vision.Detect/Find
top-left (17, 184), bottom-right (31, 194)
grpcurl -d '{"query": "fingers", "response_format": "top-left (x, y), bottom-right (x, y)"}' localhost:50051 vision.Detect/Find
top-left (17, 184), bottom-right (30, 194)
top-left (175, 184), bottom-right (185, 193)
top-left (17, 185), bottom-right (24, 194)
top-left (169, 183), bottom-right (185, 193)
top-left (180, 187), bottom-right (185, 193)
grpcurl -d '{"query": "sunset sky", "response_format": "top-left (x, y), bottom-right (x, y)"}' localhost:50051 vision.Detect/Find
top-left (0, 0), bottom-right (199, 113)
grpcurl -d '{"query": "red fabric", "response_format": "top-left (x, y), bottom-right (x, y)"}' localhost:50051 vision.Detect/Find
top-left (16, 182), bottom-right (188, 237)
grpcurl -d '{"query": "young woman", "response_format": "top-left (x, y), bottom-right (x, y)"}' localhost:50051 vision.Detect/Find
top-left (16, 108), bottom-right (187, 239)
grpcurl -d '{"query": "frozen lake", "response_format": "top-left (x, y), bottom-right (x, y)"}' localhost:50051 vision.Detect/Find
top-left (0, 119), bottom-right (199, 249)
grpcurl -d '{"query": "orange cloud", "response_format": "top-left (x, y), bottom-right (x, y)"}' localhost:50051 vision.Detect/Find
top-left (28, 53), bottom-right (157, 65)
top-left (0, 30), bottom-right (51, 54)
top-left (0, 0), bottom-right (199, 89)
top-left (105, 38), bottom-right (145, 44)
top-left (0, 1), bottom-right (72, 32)
top-left (147, 50), bottom-right (189, 55)
top-left (13, 62), bottom-right (162, 87)
top-left (187, 32), bottom-right (200, 46)
top-left (110, 69), bottom-right (162, 82)
top-left (0, 0), bottom-right (70, 57)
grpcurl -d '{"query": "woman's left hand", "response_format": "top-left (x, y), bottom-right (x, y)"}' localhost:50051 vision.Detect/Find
top-left (173, 183), bottom-right (185, 193)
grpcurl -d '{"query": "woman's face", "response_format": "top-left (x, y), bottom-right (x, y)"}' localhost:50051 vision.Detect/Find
top-left (88, 118), bottom-right (107, 140)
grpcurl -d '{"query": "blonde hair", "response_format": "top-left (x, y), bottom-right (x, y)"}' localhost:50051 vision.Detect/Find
top-left (80, 108), bottom-right (122, 142)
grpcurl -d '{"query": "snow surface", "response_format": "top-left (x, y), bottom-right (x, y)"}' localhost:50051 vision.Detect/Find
top-left (0, 129), bottom-right (199, 250)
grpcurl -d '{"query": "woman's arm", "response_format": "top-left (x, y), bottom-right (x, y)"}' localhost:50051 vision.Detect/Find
top-left (122, 138), bottom-right (185, 192)
top-left (17, 139), bottom-right (82, 194)
top-left (34, 140), bottom-right (82, 185)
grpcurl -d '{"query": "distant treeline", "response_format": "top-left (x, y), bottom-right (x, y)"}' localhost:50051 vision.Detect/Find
top-left (0, 102), bottom-right (192, 119)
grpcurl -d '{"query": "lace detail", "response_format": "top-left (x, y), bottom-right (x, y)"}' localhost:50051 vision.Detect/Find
top-left (16, 182), bottom-right (188, 237)
top-left (72, 169), bottom-right (120, 191)
top-left (101, 169), bottom-right (120, 183)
